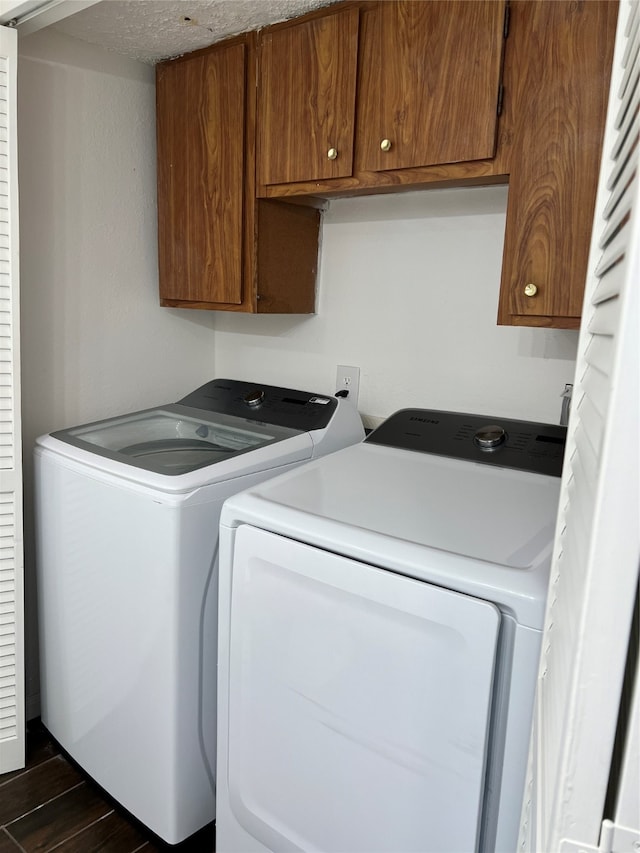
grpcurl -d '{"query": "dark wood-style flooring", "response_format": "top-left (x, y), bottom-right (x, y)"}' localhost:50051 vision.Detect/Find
top-left (0, 721), bottom-right (215, 852)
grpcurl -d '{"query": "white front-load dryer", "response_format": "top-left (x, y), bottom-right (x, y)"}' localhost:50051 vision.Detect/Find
top-left (34, 378), bottom-right (364, 845)
top-left (216, 408), bottom-right (566, 853)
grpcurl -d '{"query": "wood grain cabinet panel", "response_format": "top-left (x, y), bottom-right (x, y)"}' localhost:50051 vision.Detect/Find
top-left (497, 0), bottom-right (618, 328)
top-left (157, 43), bottom-right (245, 305)
top-left (356, 0), bottom-right (506, 172)
top-left (258, 6), bottom-right (359, 186)
top-left (156, 36), bottom-right (321, 313)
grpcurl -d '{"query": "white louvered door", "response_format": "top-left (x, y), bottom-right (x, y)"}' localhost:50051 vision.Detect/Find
top-left (0, 22), bottom-right (23, 775)
top-left (520, 2), bottom-right (640, 850)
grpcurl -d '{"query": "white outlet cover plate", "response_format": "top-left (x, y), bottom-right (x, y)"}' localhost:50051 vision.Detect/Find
top-left (336, 365), bottom-right (360, 406)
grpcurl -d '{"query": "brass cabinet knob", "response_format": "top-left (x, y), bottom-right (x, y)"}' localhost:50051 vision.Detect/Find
top-left (524, 283), bottom-right (538, 297)
top-left (327, 147), bottom-right (338, 160)
top-left (380, 138), bottom-right (392, 152)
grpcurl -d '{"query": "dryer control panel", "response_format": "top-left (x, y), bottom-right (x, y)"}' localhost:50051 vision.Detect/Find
top-left (366, 408), bottom-right (567, 477)
top-left (178, 379), bottom-right (338, 432)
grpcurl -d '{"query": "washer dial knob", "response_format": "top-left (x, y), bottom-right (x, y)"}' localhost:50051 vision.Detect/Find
top-left (474, 424), bottom-right (506, 450)
top-left (244, 389), bottom-right (265, 408)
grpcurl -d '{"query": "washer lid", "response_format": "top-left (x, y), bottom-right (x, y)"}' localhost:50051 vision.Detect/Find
top-left (51, 404), bottom-right (302, 476)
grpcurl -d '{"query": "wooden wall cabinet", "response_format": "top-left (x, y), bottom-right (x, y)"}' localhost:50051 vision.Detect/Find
top-left (257, 0), bottom-right (506, 191)
top-left (495, 0), bottom-right (617, 329)
top-left (156, 0), bottom-right (617, 326)
top-left (156, 35), bottom-right (320, 313)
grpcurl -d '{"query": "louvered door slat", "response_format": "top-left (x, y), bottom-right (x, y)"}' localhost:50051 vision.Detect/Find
top-left (564, 477), bottom-right (595, 562)
top-left (591, 252), bottom-right (625, 303)
top-left (625, 0), bottom-right (639, 35)
top-left (587, 294), bottom-right (621, 334)
top-left (581, 362), bottom-right (610, 425)
top-left (570, 420), bottom-right (598, 496)
top-left (599, 178), bottom-right (634, 246)
top-left (619, 13), bottom-right (640, 97)
top-left (611, 76), bottom-right (638, 154)
top-left (575, 388), bottom-right (606, 460)
top-left (584, 334), bottom-right (614, 376)
top-left (614, 81), bottom-right (639, 144)
top-left (602, 149), bottom-right (637, 221)
top-left (595, 221), bottom-right (629, 274)
top-left (623, 0), bottom-right (639, 56)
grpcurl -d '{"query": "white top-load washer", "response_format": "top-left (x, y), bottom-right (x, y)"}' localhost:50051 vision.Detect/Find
top-left (34, 378), bottom-right (364, 845)
top-left (216, 408), bottom-right (566, 853)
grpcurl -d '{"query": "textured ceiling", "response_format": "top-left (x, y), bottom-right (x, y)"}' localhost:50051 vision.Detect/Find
top-left (52, 0), bottom-right (337, 64)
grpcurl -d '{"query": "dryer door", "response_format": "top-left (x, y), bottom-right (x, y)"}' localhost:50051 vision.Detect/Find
top-left (226, 525), bottom-right (500, 853)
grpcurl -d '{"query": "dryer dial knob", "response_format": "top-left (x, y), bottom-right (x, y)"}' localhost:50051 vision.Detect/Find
top-left (474, 425), bottom-right (506, 450)
top-left (244, 389), bottom-right (265, 408)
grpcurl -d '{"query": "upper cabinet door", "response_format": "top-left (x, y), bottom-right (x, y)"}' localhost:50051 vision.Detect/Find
top-left (497, 0), bottom-right (618, 328)
top-left (257, 6), bottom-right (359, 186)
top-left (356, 0), bottom-right (506, 172)
top-left (156, 43), bottom-right (246, 305)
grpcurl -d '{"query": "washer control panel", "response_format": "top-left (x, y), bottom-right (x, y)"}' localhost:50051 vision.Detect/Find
top-left (178, 378), bottom-right (338, 431)
top-left (366, 408), bottom-right (566, 476)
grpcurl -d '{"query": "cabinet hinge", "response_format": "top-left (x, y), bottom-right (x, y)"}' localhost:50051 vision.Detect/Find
top-left (504, 1), bottom-right (511, 39)
top-left (497, 84), bottom-right (505, 117)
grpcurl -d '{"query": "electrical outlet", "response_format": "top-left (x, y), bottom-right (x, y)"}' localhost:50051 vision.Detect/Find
top-left (336, 365), bottom-right (360, 406)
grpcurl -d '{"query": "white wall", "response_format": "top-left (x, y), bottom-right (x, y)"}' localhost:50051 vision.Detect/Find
top-left (18, 29), bottom-right (217, 715)
top-left (213, 188), bottom-right (578, 426)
